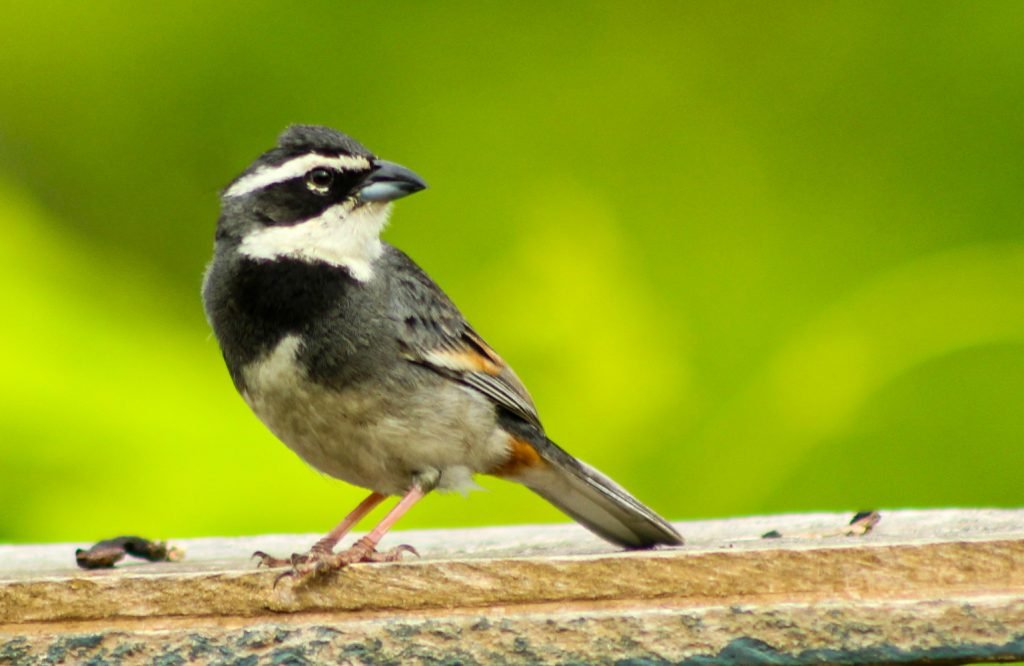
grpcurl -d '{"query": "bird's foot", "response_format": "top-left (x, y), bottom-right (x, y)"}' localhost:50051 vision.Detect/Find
top-left (255, 538), bottom-right (419, 586)
top-left (252, 535), bottom-right (342, 569)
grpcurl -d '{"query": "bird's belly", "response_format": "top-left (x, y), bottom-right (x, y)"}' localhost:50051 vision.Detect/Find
top-left (240, 335), bottom-right (508, 495)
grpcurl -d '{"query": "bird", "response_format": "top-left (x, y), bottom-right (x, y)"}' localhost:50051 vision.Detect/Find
top-left (202, 125), bottom-right (683, 578)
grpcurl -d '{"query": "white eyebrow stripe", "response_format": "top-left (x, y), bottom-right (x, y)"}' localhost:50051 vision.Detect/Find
top-left (224, 153), bottom-right (372, 198)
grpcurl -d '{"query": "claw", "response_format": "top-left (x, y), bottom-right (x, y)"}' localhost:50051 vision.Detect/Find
top-left (273, 568), bottom-right (296, 589)
top-left (374, 544), bottom-right (419, 562)
top-left (252, 550), bottom-right (291, 568)
top-left (395, 544), bottom-right (420, 559)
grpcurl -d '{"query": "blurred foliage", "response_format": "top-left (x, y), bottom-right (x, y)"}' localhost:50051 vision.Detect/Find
top-left (1, 2), bottom-right (1022, 543)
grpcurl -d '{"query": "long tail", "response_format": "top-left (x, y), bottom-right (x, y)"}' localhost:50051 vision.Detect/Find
top-left (512, 437), bottom-right (683, 549)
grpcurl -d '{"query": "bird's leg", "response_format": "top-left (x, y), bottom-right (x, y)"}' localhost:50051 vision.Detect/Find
top-left (276, 485), bottom-right (425, 583)
top-left (309, 491), bottom-right (389, 556)
top-left (329, 484), bottom-right (425, 565)
top-left (253, 491), bottom-right (386, 568)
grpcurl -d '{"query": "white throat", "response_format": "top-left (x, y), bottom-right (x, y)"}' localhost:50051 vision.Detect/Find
top-left (238, 201), bottom-right (391, 281)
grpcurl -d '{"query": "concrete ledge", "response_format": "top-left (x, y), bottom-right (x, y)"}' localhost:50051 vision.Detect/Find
top-left (2, 509), bottom-right (1023, 664)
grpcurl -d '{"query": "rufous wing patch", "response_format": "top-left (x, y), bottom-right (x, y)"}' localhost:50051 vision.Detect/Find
top-left (423, 348), bottom-right (503, 375)
top-left (489, 435), bottom-right (547, 477)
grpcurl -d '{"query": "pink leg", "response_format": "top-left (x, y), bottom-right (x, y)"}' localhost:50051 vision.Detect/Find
top-left (347, 485), bottom-right (426, 555)
top-left (311, 491), bottom-right (387, 553)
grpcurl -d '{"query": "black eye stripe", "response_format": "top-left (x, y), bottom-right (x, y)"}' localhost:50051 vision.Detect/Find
top-left (250, 169), bottom-right (368, 225)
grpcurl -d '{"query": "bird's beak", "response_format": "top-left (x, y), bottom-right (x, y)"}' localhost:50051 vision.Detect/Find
top-left (357, 160), bottom-right (428, 203)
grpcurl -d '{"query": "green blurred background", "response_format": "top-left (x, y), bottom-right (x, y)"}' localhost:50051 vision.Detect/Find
top-left (2, 2), bottom-right (1022, 543)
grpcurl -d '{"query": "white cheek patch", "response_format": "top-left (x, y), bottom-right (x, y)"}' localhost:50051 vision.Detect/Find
top-left (225, 153), bottom-right (371, 198)
top-left (238, 202), bottom-right (392, 282)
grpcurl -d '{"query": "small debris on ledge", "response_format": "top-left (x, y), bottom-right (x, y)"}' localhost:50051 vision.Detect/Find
top-left (75, 536), bottom-right (185, 569)
top-left (762, 510), bottom-right (881, 539)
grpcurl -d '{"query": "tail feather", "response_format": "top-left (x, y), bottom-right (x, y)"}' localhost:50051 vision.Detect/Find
top-left (516, 438), bottom-right (683, 549)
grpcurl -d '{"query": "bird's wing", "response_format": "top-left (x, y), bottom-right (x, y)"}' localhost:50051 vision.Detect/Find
top-left (384, 246), bottom-right (542, 429)
top-left (412, 324), bottom-right (541, 429)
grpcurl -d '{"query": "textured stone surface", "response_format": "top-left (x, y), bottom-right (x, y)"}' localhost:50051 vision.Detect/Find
top-left (2, 510), bottom-right (1023, 664)
top-left (4, 595), bottom-right (1024, 665)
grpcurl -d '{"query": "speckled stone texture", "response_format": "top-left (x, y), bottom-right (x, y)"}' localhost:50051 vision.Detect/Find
top-left (2, 510), bottom-right (1023, 664)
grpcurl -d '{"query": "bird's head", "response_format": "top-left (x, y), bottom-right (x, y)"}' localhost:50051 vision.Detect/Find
top-left (216, 125), bottom-right (426, 281)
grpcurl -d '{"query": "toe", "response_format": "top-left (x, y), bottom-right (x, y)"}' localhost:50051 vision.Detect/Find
top-left (273, 569), bottom-right (296, 588)
top-left (378, 544), bottom-right (419, 562)
top-left (252, 551), bottom-right (291, 568)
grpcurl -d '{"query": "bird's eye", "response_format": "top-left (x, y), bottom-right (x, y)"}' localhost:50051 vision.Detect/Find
top-left (305, 167), bottom-right (334, 194)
